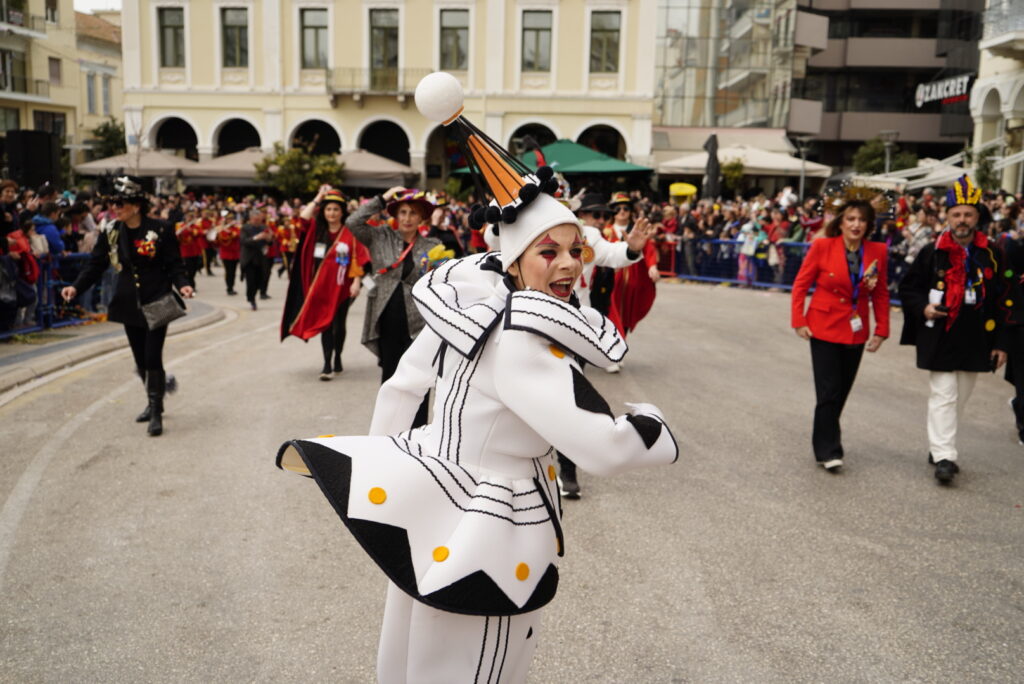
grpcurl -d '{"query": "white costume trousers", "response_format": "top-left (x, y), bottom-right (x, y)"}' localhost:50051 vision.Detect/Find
top-left (927, 370), bottom-right (978, 462)
top-left (377, 582), bottom-right (540, 684)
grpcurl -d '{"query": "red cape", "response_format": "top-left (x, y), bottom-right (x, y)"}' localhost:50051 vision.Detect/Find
top-left (282, 218), bottom-right (369, 341)
top-left (607, 241), bottom-right (657, 338)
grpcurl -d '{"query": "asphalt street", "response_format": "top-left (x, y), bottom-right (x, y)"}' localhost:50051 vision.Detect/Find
top-left (1, 270), bottom-right (1022, 683)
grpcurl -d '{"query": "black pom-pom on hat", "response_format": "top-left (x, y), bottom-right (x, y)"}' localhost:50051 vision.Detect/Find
top-left (536, 166), bottom-right (554, 182)
top-left (485, 206), bottom-right (502, 225)
top-left (518, 183), bottom-right (539, 204)
top-left (469, 205), bottom-right (487, 229)
top-left (541, 178), bottom-right (560, 195)
top-left (501, 206), bottom-right (518, 224)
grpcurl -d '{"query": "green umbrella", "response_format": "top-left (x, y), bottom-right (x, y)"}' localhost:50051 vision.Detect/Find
top-left (452, 139), bottom-right (651, 175)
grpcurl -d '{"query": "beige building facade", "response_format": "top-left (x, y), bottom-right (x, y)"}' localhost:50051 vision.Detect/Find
top-left (971, 0), bottom-right (1024, 193)
top-left (121, 0), bottom-right (657, 188)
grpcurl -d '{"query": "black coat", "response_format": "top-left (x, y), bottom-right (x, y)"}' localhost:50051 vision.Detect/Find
top-left (72, 217), bottom-right (189, 327)
top-left (898, 237), bottom-right (1021, 372)
top-left (240, 223), bottom-right (271, 270)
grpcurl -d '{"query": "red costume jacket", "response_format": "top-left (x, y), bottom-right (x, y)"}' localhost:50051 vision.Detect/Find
top-left (177, 221), bottom-right (204, 259)
top-left (791, 236), bottom-right (890, 345)
top-left (216, 222), bottom-right (241, 261)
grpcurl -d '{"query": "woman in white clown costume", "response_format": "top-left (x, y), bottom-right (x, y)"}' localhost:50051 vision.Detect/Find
top-left (276, 73), bottom-right (678, 683)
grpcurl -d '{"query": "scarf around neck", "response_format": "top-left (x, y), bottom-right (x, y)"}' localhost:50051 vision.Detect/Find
top-left (935, 229), bottom-right (988, 331)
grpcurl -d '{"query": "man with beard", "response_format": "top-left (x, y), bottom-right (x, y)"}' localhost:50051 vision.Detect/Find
top-left (898, 175), bottom-right (1022, 485)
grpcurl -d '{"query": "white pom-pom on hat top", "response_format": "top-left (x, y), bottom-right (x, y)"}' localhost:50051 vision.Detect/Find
top-left (415, 72), bottom-right (465, 125)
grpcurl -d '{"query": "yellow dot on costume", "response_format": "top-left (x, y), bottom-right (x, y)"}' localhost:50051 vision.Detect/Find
top-left (547, 465), bottom-right (556, 481)
top-left (317, 434), bottom-right (335, 438)
top-left (937, 281), bottom-right (945, 290)
top-left (1007, 300), bottom-right (1014, 308)
top-left (433, 546), bottom-right (449, 562)
top-left (549, 345), bottom-right (565, 359)
top-left (516, 563), bottom-right (530, 581)
top-left (556, 538), bottom-right (562, 554)
top-left (985, 319), bottom-right (996, 332)
top-left (368, 487), bottom-right (387, 504)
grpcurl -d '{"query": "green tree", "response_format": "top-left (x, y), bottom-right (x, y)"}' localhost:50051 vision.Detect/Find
top-left (721, 158), bottom-right (745, 194)
top-left (254, 142), bottom-right (345, 197)
top-left (88, 116), bottom-right (126, 160)
top-left (964, 145), bottom-right (1000, 192)
top-left (852, 137), bottom-right (917, 175)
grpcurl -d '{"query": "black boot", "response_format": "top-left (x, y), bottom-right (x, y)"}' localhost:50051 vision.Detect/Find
top-left (146, 370), bottom-right (166, 436)
top-left (135, 371), bottom-right (151, 422)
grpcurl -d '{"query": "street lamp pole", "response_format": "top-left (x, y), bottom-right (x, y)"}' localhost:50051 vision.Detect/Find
top-left (794, 135), bottom-right (814, 201)
top-left (880, 129), bottom-right (899, 175)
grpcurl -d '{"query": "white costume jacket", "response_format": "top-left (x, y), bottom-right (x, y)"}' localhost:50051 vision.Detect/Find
top-left (277, 252), bottom-right (677, 681)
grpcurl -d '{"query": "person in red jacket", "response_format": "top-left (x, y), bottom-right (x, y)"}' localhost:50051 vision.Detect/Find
top-left (791, 199), bottom-right (890, 472)
top-left (215, 213), bottom-right (241, 295)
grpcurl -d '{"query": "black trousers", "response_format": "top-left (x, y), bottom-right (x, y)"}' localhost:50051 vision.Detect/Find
top-left (242, 263), bottom-right (262, 303)
top-left (223, 259), bottom-right (238, 291)
top-left (321, 297), bottom-right (352, 366)
top-left (378, 287), bottom-right (428, 427)
top-left (260, 260), bottom-right (272, 297)
top-left (809, 337), bottom-right (865, 462)
top-left (183, 256), bottom-right (202, 289)
top-left (124, 323), bottom-right (168, 375)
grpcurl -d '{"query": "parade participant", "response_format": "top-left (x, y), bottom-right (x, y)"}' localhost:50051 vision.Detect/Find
top-left (345, 186), bottom-right (440, 425)
top-left (176, 211), bottom-right (204, 291)
top-left (280, 187), bottom-right (370, 381)
top-left (240, 207), bottom-right (273, 311)
top-left (427, 191), bottom-right (465, 258)
top-left (260, 207), bottom-right (276, 301)
top-left (215, 212), bottom-right (241, 295)
top-left (898, 175), bottom-right (1021, 484)
top-left (1002, 220), bottom-right (1024, 445)
top-left (276, 72), bottom-right (678, 683)
top-left (61, 177), bottom-right (194, 437)
top-left (791, 199), bottom-right (889, 472)
top-left (606, 191), bottom-right (659, 342)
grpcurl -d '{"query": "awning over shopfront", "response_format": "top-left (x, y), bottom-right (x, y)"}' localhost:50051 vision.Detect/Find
top-left (74, 149), bottom-right (199, 176)
top-left (659, 144), bottom-right (832, 178)
top-left (336, 149), bottom-right (419, 188)
top-left (651, 126), bottom-right (796, 169)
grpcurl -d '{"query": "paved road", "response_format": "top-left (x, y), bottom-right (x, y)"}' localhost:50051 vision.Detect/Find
top-left (1, 272), bottom-right (1022, 683)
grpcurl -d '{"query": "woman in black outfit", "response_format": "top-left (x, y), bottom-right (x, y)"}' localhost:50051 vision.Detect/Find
top-left (61, 178), bottom-right (195, 436)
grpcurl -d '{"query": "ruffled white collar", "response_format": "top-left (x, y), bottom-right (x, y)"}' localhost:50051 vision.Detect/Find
top-left (412, 252), bottom-right (627, 366)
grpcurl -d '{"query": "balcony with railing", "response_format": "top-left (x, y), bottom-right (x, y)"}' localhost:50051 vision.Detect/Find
top-left (981, 1), bottom-right (1024, 58)
top-left (326, 67), bottom-right (435, 102)
top-left (0, 75), bottom-right (50, 101)
top-left (0, 8), bottom-right (46, 38)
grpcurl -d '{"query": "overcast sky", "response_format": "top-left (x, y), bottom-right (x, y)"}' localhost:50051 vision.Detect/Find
top-left (74, 0), bottom-right (122, 12)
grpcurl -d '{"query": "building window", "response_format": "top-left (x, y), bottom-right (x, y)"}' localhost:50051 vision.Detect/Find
top-left (48, 57), bottom-right (60, 85)
top-left (440, 9), bottom-right (469, 71)
top-left (33, 111), bottom-right (66, 140)
top-left (0, 49), bottom-right (27, 93)
top-left (45, 0), bottom-right (57, 23)
top-left (521, 10), bottom-right (552, 72)
top-left (159, 7), bottom-right (185, 68)
top-left (221, 8), bottom-right (248, 68)
top-left (102, 75), bottom-right (111, 115)
top-left (86, 72), bottom-right (96, 114)
top-left (301, 8), bottom-right (328, 69)
top-left (370, 9), bottom-right (398, 89)
top-left (590, 11), bottom-right (620, 74)
top-left (0, 107), bottom-right (18, 132)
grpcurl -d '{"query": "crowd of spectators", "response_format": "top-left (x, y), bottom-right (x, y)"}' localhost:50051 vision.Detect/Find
top-left (3, 178), bottom-right (1024, 334)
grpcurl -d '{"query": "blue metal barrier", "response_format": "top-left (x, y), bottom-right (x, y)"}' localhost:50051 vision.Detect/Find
top-left (0, 253), bottom-right (95, 341)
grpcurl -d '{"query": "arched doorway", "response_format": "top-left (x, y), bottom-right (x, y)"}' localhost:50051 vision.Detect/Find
top-left (359, 120), bottom-right (410, 165)
top-left (507, 123), bottom-right (557, 156)
top-left (291, 120), bottom-right (341, 155)
top-left (216, 119), bottom-right (261, 156)
top-left (424, 125), bottom-right (463, 188)
top-left (577, 125), bottom-right (625, 159)
top-left (153, 117), bottom-right (199, 160)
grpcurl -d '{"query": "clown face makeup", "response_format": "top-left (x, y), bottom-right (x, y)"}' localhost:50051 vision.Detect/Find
top-left (507, 224), bottom-right (584, 302)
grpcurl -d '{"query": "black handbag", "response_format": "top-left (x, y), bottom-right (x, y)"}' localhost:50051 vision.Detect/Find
top-left (124, 235), bottom-right (186, 330)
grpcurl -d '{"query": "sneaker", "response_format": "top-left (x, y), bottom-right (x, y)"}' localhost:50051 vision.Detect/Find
top-left (227, 289), bottom-right (237, 296)
top-left (319, 368), bottom-right (332, 381)
top-left (259, 293), bottom-right (271, 300)
top-left (933, 459), bottom-right (959, 485)
top-left (333, 358), bottom-right (343, 374)
top-left (820, 458), bottom-right (843, 473)
top-left (557, 472), bottom-right (581, 499)
top-left (605, 363), bottom-right (621, 374)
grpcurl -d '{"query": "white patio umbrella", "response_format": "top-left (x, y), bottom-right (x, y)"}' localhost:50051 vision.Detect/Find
top-left (74, 149), bottom-right (199, 176)
top-left (659, 144), bottom-right (832, 178)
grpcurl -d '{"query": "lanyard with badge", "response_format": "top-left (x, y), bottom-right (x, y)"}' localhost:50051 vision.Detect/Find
top-left (362, 236), bottom-right (417, 294)
top-left (963, 244), bottom-right (980, 305)
top-left (848, 245), bottom-right (866, 332)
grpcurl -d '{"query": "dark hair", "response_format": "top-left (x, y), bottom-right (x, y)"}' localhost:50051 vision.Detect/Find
top-left (824, 200), bottom-right (876, 238)
top-left (40, 201), bottom-right (61, 217)
top-left (314, 199), bottom-right (348, 242)
top-left (67, 202), bottom-right (89, 217)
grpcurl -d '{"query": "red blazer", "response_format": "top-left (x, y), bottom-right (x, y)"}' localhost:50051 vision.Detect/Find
top-left (791, 236), bottom-right (890, 345)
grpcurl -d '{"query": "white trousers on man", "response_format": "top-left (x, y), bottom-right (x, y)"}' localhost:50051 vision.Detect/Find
top-left (927, 371), bottom-right (978, 462)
